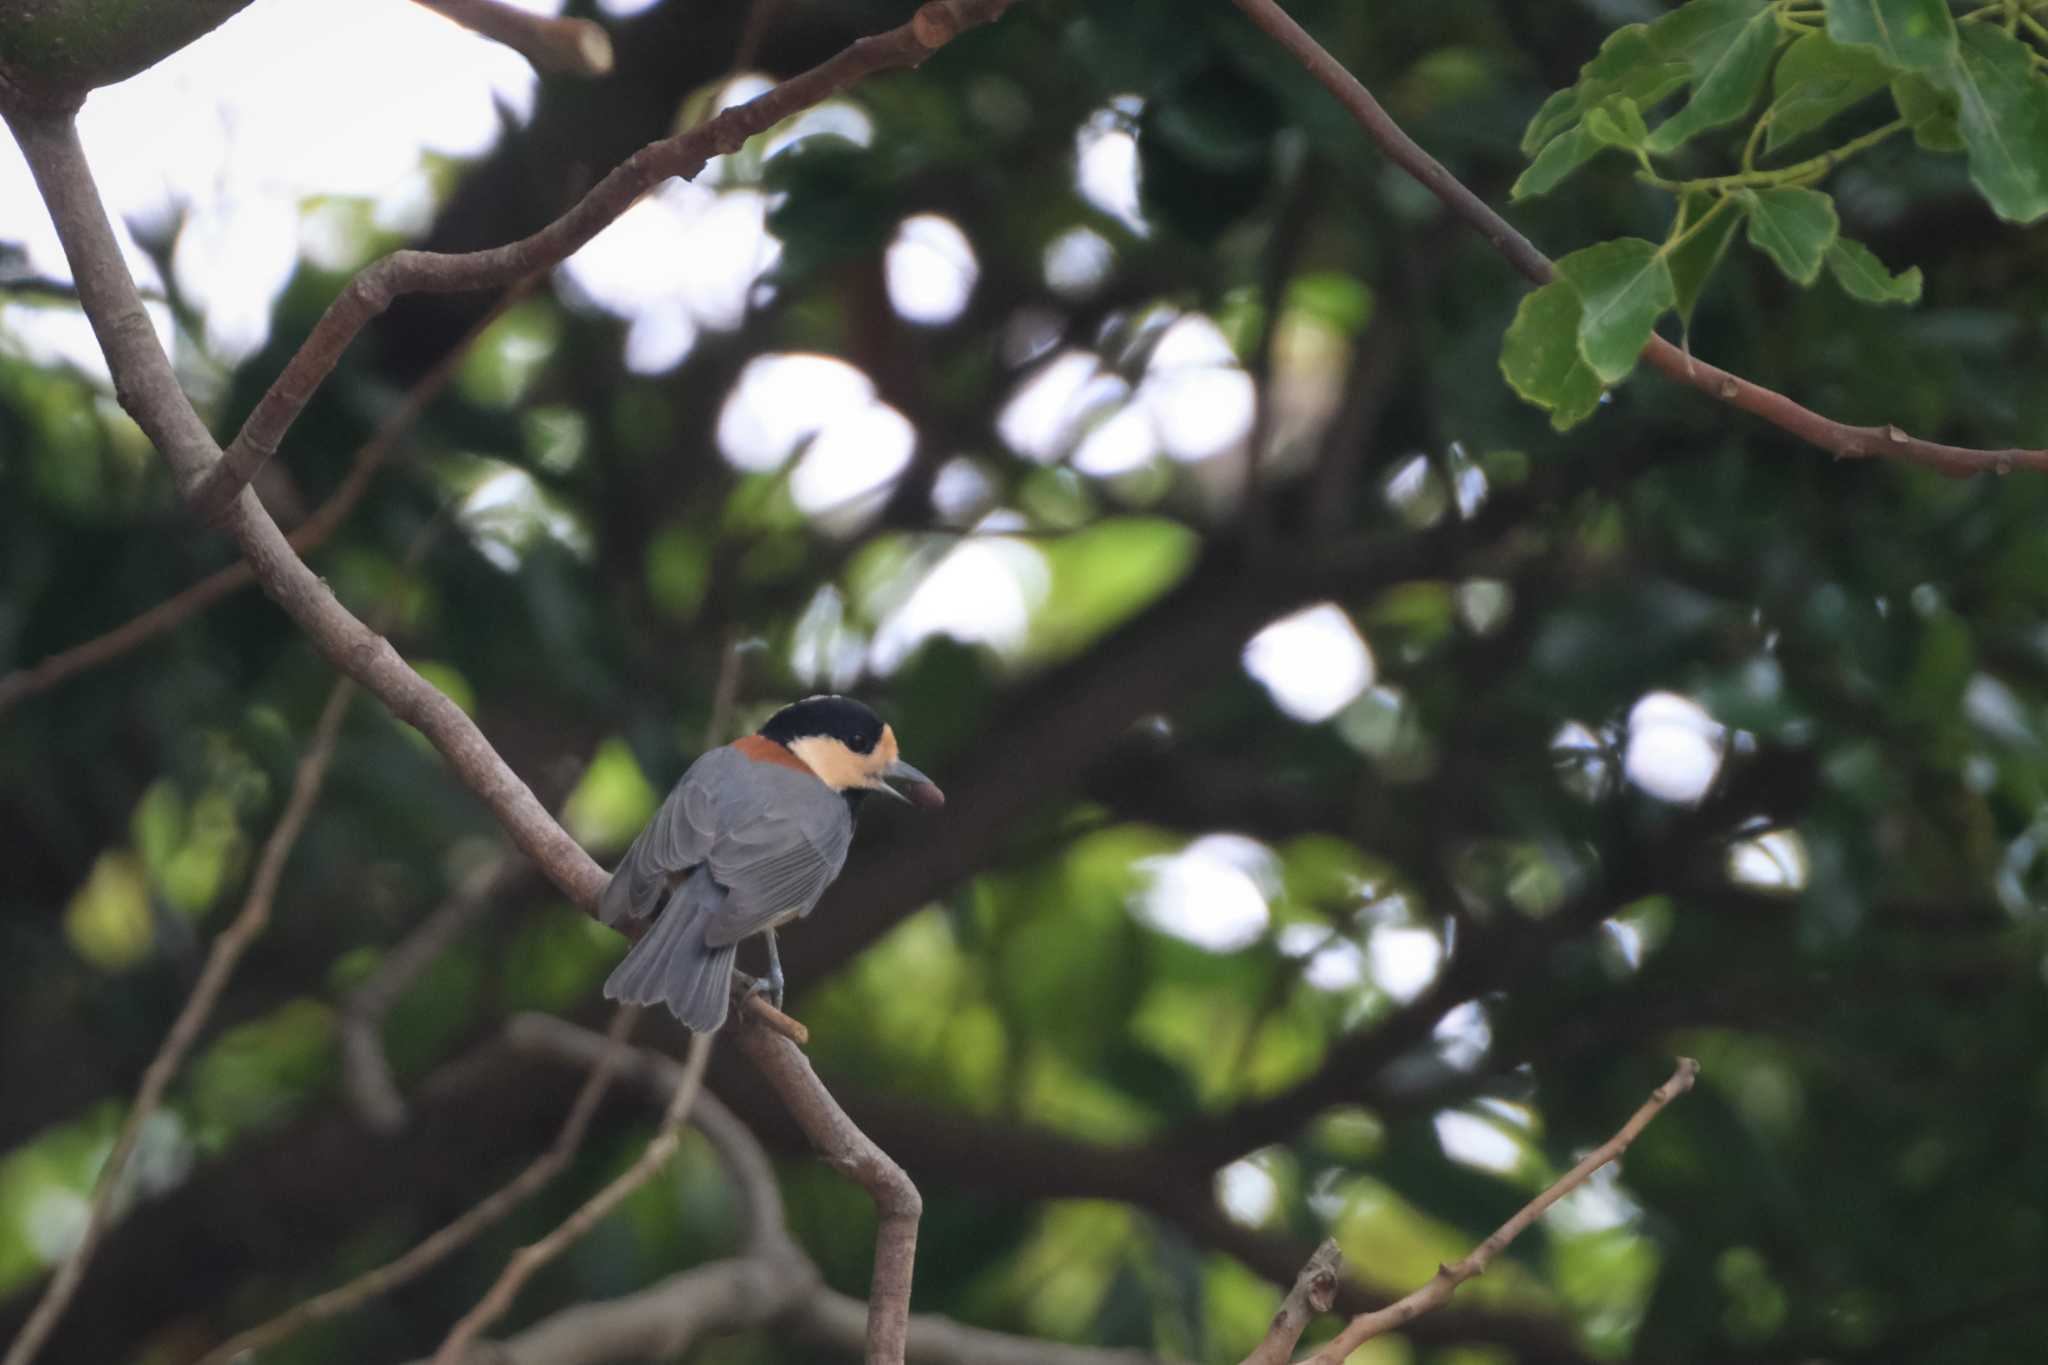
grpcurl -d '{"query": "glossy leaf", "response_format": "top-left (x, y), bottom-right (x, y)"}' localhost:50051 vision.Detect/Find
top-left (1557, 237), bottom-right (1677, 383)
top-left (1499, 279), bottom-right (1606, 430)
top-left (1512, 123), bottom-right (1605, 200)
top-left (1741, 187), bottom-right (1839, 284)
top-left (1520, 25), bottom-right (1689, 154)
top-left (1824, 237), bottom-right (1923, 304)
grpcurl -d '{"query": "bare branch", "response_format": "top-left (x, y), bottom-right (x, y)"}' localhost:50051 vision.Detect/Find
top-left (1228, 0), bottom-right (2048, 479)
top-left (190, 0), bottom-right (1026, 519)
top-left (1296, 1059), bottom-right (1699, 1364)
top-left (198, 1008), bottom-right (638, 1365)
top-left (732, 1012), bottom-right (922, 1365)
top-left (414, 0), bottom-right (613, 76)
top-left (431, 1030), bottom-right (714, 1363)
top-left (1238, 1239), bottom-right (1341, 1365)
top-left (0, 677), bottom-right (355, 1365)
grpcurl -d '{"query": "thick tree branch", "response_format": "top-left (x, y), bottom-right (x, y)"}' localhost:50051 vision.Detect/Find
top-left (192, 0), bottom-right (1024, 519)
top-left (0, 675), bottom-right (354, 1365)
top-left (1296, 1058), bottom-right (1698, 1364)
top-left (1229, 0), bottom-right (2048, 479)
top-left (414, 0), bottom-right (613, 76)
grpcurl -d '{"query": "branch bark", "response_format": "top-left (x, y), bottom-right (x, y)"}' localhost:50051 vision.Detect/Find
top-left (0, 675), bottom-right (354, 1365)
top-left (1228, 0), bottom-right (2048, 479)
top-left (1295, 1058), bottom-right (1699, 1364)
top-left (413, 0), bottom-right (613, 76)
top-left (1238, 1239), bottom-right (1341, 1365)
top-left (191, 0), bottom-right (1024, 520)
top-left (732, 1011), bottom-right (922, 1365)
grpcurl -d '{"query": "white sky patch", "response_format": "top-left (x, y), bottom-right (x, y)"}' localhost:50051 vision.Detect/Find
top-left (1135, 834), bottom-right (1276, 952)
top-left (1142, 314), bottom-right (1254, 461)
top-left (1432, 1000), bottom-right (1493, 1071)
top-left (716, 354), bottom-right (876, 470)
top-left (1044, 226), bottom-right (1115, 298)
top-left (0, 0), bottom-right (543, 370)
top-left (597, 0), bottom-right (661, 14)
top-left (1435, 1111), bottom-right (1523, 1176)
top-left (459, 465), bottom-right (588, 569)
top-left (998, 351), bottom-right (1121, 462)
top-left (790, 401), bottom-right (916, 528)
top-left (1624, 691), bottom-right (1724, 804)
top-left (930, 458), bottom-right (996, 524)
top-left (1304, 938), bottom-right (1368, 990)
top-left (1727, 828), bottom-right (1809, 892)
top-left (1217, 1157), bottom-right (1281, 1226)
top-left (1367, 924), bottom-right (1443, 1003)
top-left (886, 215), bottom-right (978, 326)
top-left (559, 183), bottom-right (780, 359)
top-left (1243, 603), bottom-right (1375, 723)
top-left (1071, 400), bottom-right (1159, 477)
top-left (867, 532), bottom-right (1050, 673)
top-left (22, 1186), bottom-right (89, 1264)
top-left (1545, 1163), bottom-right (1644, 1236)
top-left (1075, 99), bottom-right (1147, 234)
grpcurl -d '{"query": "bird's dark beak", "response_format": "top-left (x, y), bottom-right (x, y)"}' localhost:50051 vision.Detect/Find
top-left (880, 757), bottom-right (945, 809)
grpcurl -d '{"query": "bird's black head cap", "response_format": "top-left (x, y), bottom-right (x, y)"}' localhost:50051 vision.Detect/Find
top-left (758, 694), bottom-right (885, 754)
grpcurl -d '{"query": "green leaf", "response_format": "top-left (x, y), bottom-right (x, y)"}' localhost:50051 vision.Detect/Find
top-left (1520, 25), bottom-right (1689, 154)
top-left (1646, 2), bottom-right (1782, 154)
top-left (1936, 25), bottom-right (2048, 224)
top-left (1500, 281), bottom-right (1606, 431)
top-left (1766, 31), bottom-right (1892, 151)
top-left (1667, 192), bottom-right (1747, 330)
top-left (1741, 187), bottom-right (1839, 284)
top-left (1556, 238), bottom-right (1677, 384)
top-left (1826, 0), bottom-right (1957, 72)
top-left (1824, 237), bottom-right (1924, 304)
top-left (1892, 73), bottom-right (1964, 150)
top-left (1512, 123), bottom-right (1605, 200)
top-left (1586, 97), bottom-right (1652, 150)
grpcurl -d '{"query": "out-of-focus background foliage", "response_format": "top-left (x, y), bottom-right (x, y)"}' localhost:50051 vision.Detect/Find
top-left (3, 0), bottom-right (2046, 1362)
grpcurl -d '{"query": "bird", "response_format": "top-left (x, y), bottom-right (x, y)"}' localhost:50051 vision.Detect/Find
top-left (599, 694), bottom-right (944, 1031)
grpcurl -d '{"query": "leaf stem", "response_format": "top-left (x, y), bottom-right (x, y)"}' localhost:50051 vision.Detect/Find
top-left (1659, 192), bottom-right (1734, 257)
top-left (1643, 118), bottom-right (1906, 193)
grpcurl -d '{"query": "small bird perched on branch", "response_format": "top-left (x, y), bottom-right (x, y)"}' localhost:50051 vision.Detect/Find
top-left (600, 695), bottom-right (944, 1031)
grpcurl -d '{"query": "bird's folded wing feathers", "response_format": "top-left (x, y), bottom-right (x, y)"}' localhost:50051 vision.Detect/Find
top-left (598, 748), bottom-right (740, 925)
top-left (701, 789), bottom-right (853, 947)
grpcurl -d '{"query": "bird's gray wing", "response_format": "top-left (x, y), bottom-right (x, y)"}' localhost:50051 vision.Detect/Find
top-left (598, 747), bottom-right (748, 926)
top-left (700, 776), bottom-right (853, 948)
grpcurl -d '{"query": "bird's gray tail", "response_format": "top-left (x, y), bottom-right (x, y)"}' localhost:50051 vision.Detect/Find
top-left (603, 868), bottom-right (735, 1032)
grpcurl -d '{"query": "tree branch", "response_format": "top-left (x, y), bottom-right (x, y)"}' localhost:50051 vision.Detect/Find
top-left (197, 1007), bottom-right (639, 1365)
top-left (0, 675), bottom-right (355, 1365)
top-left (413, 0), bottom-right (613, 76)
top-left (1228, 0), bottom-right (2048, 479)
top-left (431, 1028), bottom-right (714, 1362)
top-left (191, 0), bottom-right (1024, 520)
top-left (732, 1011), bottom-right (922, 1365)
top-left (0, 277), bottom-right (530, 718)
top-left (1295, 1058), bottom-right (1699, 1364)
top-left (1238, 1238), bottom-right (1341, 1365)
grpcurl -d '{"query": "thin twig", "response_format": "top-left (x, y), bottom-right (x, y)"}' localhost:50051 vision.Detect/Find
top-left (1227, 0), bottom-right (2048, 479)
top-left (1295, 1058), bottom-right (1699, 1364)
top-left (0, 677), bottom-right (356, 1365)
top-left (197, 1007), bottom-right (640, 1365)
top-left (192, 0), bottom-right (1025, 519)
top-left (430, 1029), bottom-right (714, 1363)
top-left (1239, 1238), bottom-right (1341, 1365)
top-left (413, 0), bottom-right (613, 76)
top-left (0, 278), bottom-right (533, 718)
top-left (732, 1011), bottom-right (920, 1364)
